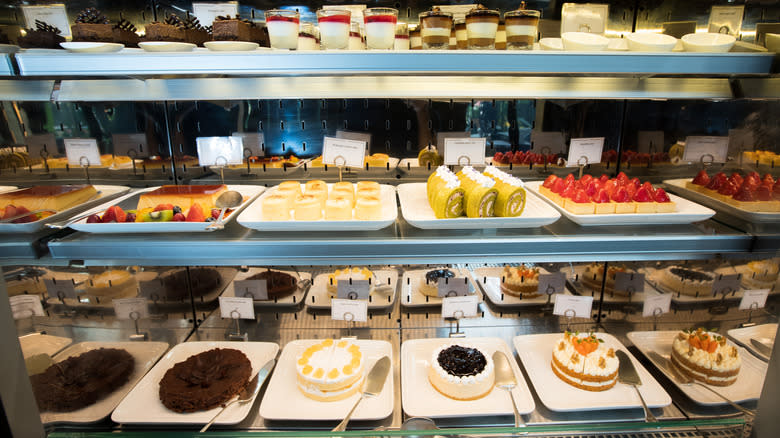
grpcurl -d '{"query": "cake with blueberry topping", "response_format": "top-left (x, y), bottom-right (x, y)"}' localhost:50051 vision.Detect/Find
top-left (428, 344), bottom-right (494, 400)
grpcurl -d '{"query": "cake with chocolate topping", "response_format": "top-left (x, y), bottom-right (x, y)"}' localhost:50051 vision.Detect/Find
top-left (144, 14), bottom-right (186, 42)
top-left (18, 20), bottom-right (65, 49)
top-left (245, 270), bottom-right (298, 299)
top-left (428, 344), bottom-right (494, 400)
top-left (161, 267), bottom-right (222, 301)
top-left (212, 15), bottom-right (252, 41)
top-left (181, 15), bottom-right (209, 46)
top-left (71, 8), bottom-right (113, 42)
top-left (112, 18), bottom-right (140, 47)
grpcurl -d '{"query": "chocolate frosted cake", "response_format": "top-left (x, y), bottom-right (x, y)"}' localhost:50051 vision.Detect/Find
top-left (113, 18), bottom-right (140, 47)
top-left (159, 348), bottom-right (252, 413)
top-left (18, 20), bottom-right (65, 49)
top-left (181, 15), bottom-right (209, 46)
top-left (144, 14), bottom-right (186, 42)
top-left (212, 15), bottom-right (252, 41)
top-left (161, 267), bottom-right (222, 301)
top-left (246, 270), bottom-right (297, 299)
top-left (30, 348), bottom-right (135, 412)
top-left (71, 8), bottom-right (113, 42)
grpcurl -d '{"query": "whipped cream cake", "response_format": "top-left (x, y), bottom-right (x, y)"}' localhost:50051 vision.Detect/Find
top-left (296, 339), bottom-right (365, 401)
top-left (670, 328), bottom-right (740, 386)
top-left (659, 266), bottom-right (714, 297)
top-left (428, 344), bottom-right (494, 400)
top-left (551, 332), bottom-right (618, 392)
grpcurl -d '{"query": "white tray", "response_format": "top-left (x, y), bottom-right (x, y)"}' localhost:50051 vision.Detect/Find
top-left (112, 341), bottom-right (278, 425)
top-left (306, 269), bottom-right (398, 310)
top-left (400, 267), bottom-right (481, 308)
top-left (0, 185), bottom-right (17, 193)
top-left (401, 337), bottom-right (535, 418)
top-left (627, 330), bottom-right (767, 406)
top-left (19, 333), bottom-right (72, 359)
top-left (643, 266), bottom-right (743, 304)
top-left (514, 332), bottom-right (670, 412)
top-left (69, 185), bottom-right (264, 233)
top-left (0, 185), bottom-right (129, 233)
top-left (259, 339), bottom-right (393, 421)
top-left (569, 264), bottom-right (661, 304)
top-left (41, 341), bottom-right (168, 425)
top-left (397, 183), bottom-right (560, 229)
top-left (526, 180), bottom-right (715, 226)
top-left (221, 268), bottom-right (311, 308)
top-left (727, 324), bottom-right (777, 361)
top-left (238, 183), bottom-right (397, 231)
top-left (665, 178), bottom-right (780, 223)
top-left (473, 266), bottom-right (571, 307)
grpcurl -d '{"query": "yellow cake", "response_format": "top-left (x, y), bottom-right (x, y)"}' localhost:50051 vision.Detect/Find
top-left (262, 194), bottom-right (291, 221)
top-left (355, 196), bottom-right (381, 220)
top-left (294, 195), bottom-right (322, 221)
top-left (0, 185), bottom-right (97, 212)
top-left (325, 198), bottom-right (352, 220)
top-left (136, 185), bottom-right (227, 212)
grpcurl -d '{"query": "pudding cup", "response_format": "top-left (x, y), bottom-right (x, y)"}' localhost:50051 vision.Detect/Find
top-left (420, 10), bottom-right (453, 50)
top-left (466, 8), bottom-right (500, 50)
top-left (505, 8), bottom-right (540, 50)
top-left (455, 19), bottom-right (467, 49)
top-left (266, 9), bottom-right (299, 49)
top-left (317, 9), bottom-right (350, 49)
top-left (394, 22), bottom-right (410, 50)
top-left (364, 7), bottom-right (398, 50)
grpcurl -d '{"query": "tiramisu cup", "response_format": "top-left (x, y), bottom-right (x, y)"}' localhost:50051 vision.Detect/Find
top-left (297, 22), bottom-right (319, 50)
top-left (455, 19), bottom-right (468, 49)
top-left (317, 9), bottom-right (350, 49)
top-left (266, 9), bottom-right (299, 49)
top-left (394, 22), bottom-right (410, 50)
top-left (348, 22), bottom-right (365, 49)
top-left (465, 7), bottom-right (500, 50)
top-left (505, 6), bottom-right (540, 50)
top-left (410, 25), bottom-right (422, 49)
top-left (364, 7), bottom-right (398, 49)
top-left (419, 8), bottom-right (453, 50)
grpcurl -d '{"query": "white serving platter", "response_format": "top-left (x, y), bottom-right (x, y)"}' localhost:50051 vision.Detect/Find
top-left (401, 337), bottom-right (535, 418)
top-left (400, 267), bottom-right (481, 308)
top-left (306, 269), bottom-right (398, 310)
top-left (472, 266), bottom-right (571, 307)
top-left (68, 185), bottom-right (264, 233)
top-left (514, 332), bottom-right (671, 412)
top-left (727, 324), bottom-right (777, 361)
top-left (238, 183), bottom-right (396, 231)
top-left (664, 178), bottom-right (780, 223)
top-left (221, 268), bottom-right (311, 308)
top-left (526, 180), bottom-right (715, 226)
top-left (0, 185), bottom-right (17, 193)
top-left (397, 182), bottom-right (560, 229)
top-left (627, 330), bottom-right (767, 406)
top-left (19, 333), bottom-right (72, 359)
top-left (569, 264), bottom-right (661, 304)
top-left (138, 42), bottom-right (196, 52)
top-left (204, 41), bottom-right (259, 51)
top-left (60, 42), bottom-right (124, 53)
top-left (643, 266), bottom-right (743, 304)
top-left (112, 341), bottom-right (277, 425)
top-left (259, 339), bottom-right (393, 421)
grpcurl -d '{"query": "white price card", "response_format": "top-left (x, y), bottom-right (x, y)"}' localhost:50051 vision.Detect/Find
top-left (25, 134), bottom-right (58, 159)
top-left (683, 136), bottom-right (729, 163)
top-left (231, 132), bottom-right (264, 157)
top-left (233, 279), bottom-right (268, 300)
top-left (531, 131), bottom-right (566, 154)
top-left (553, 295), bottom-right (593, 318)
top-left (197, 136), bottom-right (243, 166)
top-left (708, 5), bottom-right (745, 37)
top-left (441, 295), bottom-right (479, 318)
top-left (139, 279), bottom-right (167, 301)
top-left (712, 274), bottom-right (741, 296)
top-left (64, 138), bottom-right (101, 167)
top-left (637, 131), bottom-right (665, 154)
top-left (192, 2), bottom-right (239, 27)
top-left (113, 298), bottom-right (150, 320)
top-left (566, 137), bottom-right (604, 167)
top-left (614, 272), bottom-right (645, 294)
top-left (44, 278), bottom-right (77, 300)
top-left (537, 272), bottom-right (566, 295)
top-left (643, 294), bottom-right (672, 317)
top-left (436, 131), bottom-right (470, 150)
top-left (219, 296), bottom-right (255, 320)
top-left (112, 133), bottom-right (148, 158)
top-left (336, 130), bottom-right (372, 151)
top-left (437, 277), bottom-right (470, 298)
top-left (739, 289), bottom-right (769, 310)
top-left (322, 136), bottom-right (366, 167)
top-left (331, 298), bottom-right (368, 322)
top-left (22, 4), bottom-right (71, 37)
top-left (337, 279), bottom-right (370, 300)
top-left (444, 137), bottom-right (486, 166)
top-left (9, 295), bottom-right (45, 320)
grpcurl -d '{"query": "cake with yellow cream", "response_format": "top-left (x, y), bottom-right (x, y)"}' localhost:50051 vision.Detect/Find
top-left (296, 339), bottom-right (365, 402)
top-left (327, 267), bottom-right (375, 296)
top-left (0, 185), bottom-right (97, 212)
top-left (671, 328), bottom-right (740, 386)
top-left (83, 269), bottom-right (138, 301)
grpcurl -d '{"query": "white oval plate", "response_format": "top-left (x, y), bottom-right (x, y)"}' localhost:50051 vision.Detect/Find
top-left (60, 42), bottom-right (124, 53)
top-left (138, 41), bottom-right (196, 52)
top-left (204, 41), bottom-right (259, 51)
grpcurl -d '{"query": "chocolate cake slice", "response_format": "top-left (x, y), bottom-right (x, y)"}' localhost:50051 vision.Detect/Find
top-left (18, 20), bottom-right (65, 49)
top-left (181, 15), bottom-right (209, 46)
top-left (113, 18), bottom-right (140, 47)
top-left (212, 15), bottom-right (251, 41)
top-left (144, 14), bottom-right (186, 42)
top-left (71, 8), bottom-right (113, 42)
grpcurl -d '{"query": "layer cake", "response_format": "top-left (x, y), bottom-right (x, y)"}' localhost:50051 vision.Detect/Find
top-left (551, 332), bottom-right (618, 391)
top-left (0, 185), bottom-right (97, 212)
top-left (296, 339), bottom-right (365, 401)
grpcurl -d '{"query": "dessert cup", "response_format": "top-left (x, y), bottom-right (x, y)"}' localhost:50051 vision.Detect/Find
top-left (419, 9), bottom-right (453, 50)
top-left (364, 8), bottom-right (398, 49)
top-left (455, 19), bottom-right (467, 49)
top-left (317, 9), bottom-right (350, 49)
top-left (298, 22), bottom-right (319, 50)
top-left (394, 22), bottom-right (410, 50)
top-left (348, 21), bottom-right (365, 49)
top-left (505, 8), bottom-right (540, 50)
top-left (466, 8), bottom-right (500, 50)
top-left (266, 9), bottom-right (299, 49)
top-left (409, 26), bottom-right (422, 49)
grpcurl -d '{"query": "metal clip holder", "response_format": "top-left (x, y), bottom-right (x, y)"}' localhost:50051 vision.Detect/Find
top-left (129, 310), bottom-right (148, 341)
top-left (227, 309), bottom-right (248, 341)
top-left (447, 310), bottom-right (466, 338)
top-left (79, 156), bottom-right (91, 184)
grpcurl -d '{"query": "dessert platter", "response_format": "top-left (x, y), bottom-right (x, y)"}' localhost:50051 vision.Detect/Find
top-left (401, 337), bottom-right (534, 418)
top-left (259, 339), bottom-right (393, 421)
top-left (401, 267), bottom-right (481, 307)
top-left (528, 173), bottom-right (715, 226)
top-left (238, 181), bottom-right (397, 231)
top-left (727, 324), bottom-right (776, 361)
top-left (0, 184), bottom-right (129, 233)
top-left (514, 332), bottom-right (670, 411)
top-left (643, 265), bottom-right (743, 304)
top-left (627, 329), bottom-right (767, 405)
top-left (112, 341), bottom-right (278, 425)
top-left (34, 341), bottom-right (168, 425)
top-left (472, 264), bottom-right (573, 307)
top-left (68, 185), bottom-right (264, 233)
top-left (221, 268), bottom-right (311, 308)
top-left (307, 267), bottom-right (398, 310)
top-left (569, 263), bottom-right (661, 304)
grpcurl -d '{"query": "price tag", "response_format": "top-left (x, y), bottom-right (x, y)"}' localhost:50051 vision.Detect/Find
top-left (22, 5), bottom-right (71, 37)
top-left (441, 295), bottom-right (479, 318)
top-left (566, 137), bottom-right (604, 167)
top-left (196, 136), bottom-right (243, 166)
top-left (231, 132), bottom-right (264, 157)
top-left (192, 2), bottom-right (239, 27)
top-left (637, 131), bottom-right (665, 154)
top-left (537, 272), bottom-right (566, 295)
top-left (64, 138), bottom-right (101, 167)
top-left (337, 279), bottom-right (370, 300)
top-left (437, 131), bottom-right (470, 149)
top-left (437, 277), bottom-right (470, 298)
top-left (712, 274), bottom-right (741, 296)
top-left (44, 278), bottom-right (77, 300)
top-left (682, 136), bottom-right (729, 163)
top-left (444, 137), bottom-right (486, 166)
top-left (219, 296), bottom-right (255, 320)
top-left (25, 134), bottom-right (58, 159)
top-left (113, 298), bottom-right (150, 320)
top-left (331, 298), bottom-right (368, 322)
top-left (739, 289), bottom-right (769, 310)
top-left (322, 136), bottom-right (366, 167)
top-left (234, 279), bottom-right (268, 300)
top-left (728, 129), bottom-right (754, 156)
top-left (614, 272), bottom-right (645, 294)
top-left (336, 130), bottom-right (372, 151)
top-left (139, 279), bottom-right (167, 301)
top-left (643, 294), bottom-right (672, 317)
top-left (708, 5), bottom-right (745, 37)
top-left (9, 295), bottom-right (45, 320)
top-left (530, 131), bottom-right (566, 154)
top-left (112, 133), bottom-right (148, 158)
top-left (553, 295), bottom-right (593, 318)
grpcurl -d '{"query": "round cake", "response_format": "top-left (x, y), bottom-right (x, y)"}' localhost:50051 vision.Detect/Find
top-left (737, 260), bottom-right (779, 290)
top-left (31, 348), bottom-right (135, 412)
top-left (428, 344), bottom-right (494, 400)
top-left (296, 339), bottom-right (365, 402)
top-left (550, 332), bottom-right (618, 392)
top-left (161, 267), bottom-right (222, 301)
top-left (420, 268), bottom-right (455, 297)
top-left (580, 263), bottom-right (630, 295)
top-left (326, 267), bottom-right (374, 296)
top-left (670, 328), bottom-right (741, 386)
top-left (245, 270), bottom-right (298, 299)
top-left (159, 348), bottom-right (252, 413)
top-left (659, 266), bottom-right (714, 297)
top-left (83, 269), bottom-right (138, 302)
top-left (501, 265), bottom-right (540, 298)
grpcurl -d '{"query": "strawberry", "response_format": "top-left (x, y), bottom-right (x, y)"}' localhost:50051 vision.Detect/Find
top-left (543, 174), bottom-right (558, 188)
top-left (641, 181), bottom-right (655, 195)
top-left (154, 203), bottom-right (174, 212)
top-left (615, 171), bottom-right (629, 185)
top-left (717, 181), bottom-right (738, 197)
top-left (599, 173), bottom-right (610, 183)
top-left (585, 180), bottom-right (601, 197)
top-left (561, 184), bottom-right (577, 199)
top-left (101, 206), bottom-right (126, 223)
top-left (564, 173), bottom-right (575, 185)
top-left (493, 152), bottom-right (505, 163)
top-left (580, 174), bottom-right (594, 185)
top-left (2, 205), bottom-right (17, 219)
top-left (625, 183), bottom-right (637, 199)
top-left (185, 204), bottom-right (206, 222)
top-left (747, 171), bottom-right (760, 180)
top-left (612, 187), bottom-right (630, 203)
top-left (630, 177), bottom-right (641, 188)
top-left (86, 214), bottom-right (101, 223)
top-left (706, 174), bottom-right (727, 191)
top-left (756, 185), bottom-right (772, 201)
top-left (733, 185), bottom-right (755, 202)
top-left (573, 189), bottom-right (590, 203)
top-left (633, 186), bottom-right (653, 202)
top-left (551, 178), bottom-right (566, 194)
top-left (603, 180), bottom-right (617, 196)
top-left (654, 188), bottom-right (671, 203)
top-left (172, 212), bottom-right (186, 222)
top-left (594, 188), bottom-right (611, 203)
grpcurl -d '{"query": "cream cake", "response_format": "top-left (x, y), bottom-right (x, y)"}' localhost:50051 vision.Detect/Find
top-left (428, 344), bottom-right (494, 400)
top-left (296, 339), bottom-right (365, 402)
top-left (579, 263), bottom-right (630, 295)
top-left (671, 328), bottom-right (740, 386)
top-left (136, 185), bottom-right (227, 212)
top-left (327, 267), bottom-right (375, 296)
top-left (83, 269), bottom-right (138, 301)
top-left (658, 266), bottom-right (714, 297)
top-left (501, 265), bottom-right (540, 297)
top-left (420, 268), bottom-right (456, 297)
top-left (0, 185), bottom-right (97, 212)
top-left (736, 260), bottom-right (779, 290)
top-left (551, 332), bottom-right (618, 392)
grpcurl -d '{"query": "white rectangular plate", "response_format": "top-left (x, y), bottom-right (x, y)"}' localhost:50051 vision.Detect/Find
top-left (643, 266), bottom-right (743, 304)
top-left (473, 266), bottom-right (571, 307)
top-left (0, 185), bottom-right (129, 233)
top-left (69, 185), bottom-right (264, 233)
top-left (306, 269), bottom-right (398, 310)
top-left (526, 180), bottom-right (715, 226)
top-left (397, 182), bottom-right (560, 229)
top-left (41, 341), bottom-right (168, 425)
top-left (569, 264), bottom-right (661, 304)
top-left (112, 341), bottom-right (278, 425)
top-left (665, 178), bottom-right (780, 223)
top-left (514, 332), bottom-right (671, 412)
top-left (627, 330), bottom-right (767, 405)
top-left (727, 324), bottom-right (777, 361)
top-left (19, 333), bottom-right (72, 358)
top-left (0, 185), bottom-right (17, 193)
top-left (238, 183), bottom-right (397, 231)
top-left (401, 337), bottom-right (535, 418)
top-left (222, 268), bottom-right (311, 307)
top-left (400, 267), bottom-right (481, 308)
top-left (259, 339), bottom-right (393, 421)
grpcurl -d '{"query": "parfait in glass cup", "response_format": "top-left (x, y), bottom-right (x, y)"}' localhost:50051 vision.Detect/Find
top-left (455, 18), bottom-right (468, 49)
top-left (348, 21), bottom-right (365, 49)
top-left (266, 9), bottom-right (299, 49)
top-left (505, 3), bottom-right (540, 50)
top-left (317, 9), bottom-right (350, 49)
top-left (297, 22), bottom-right (319, 50)
top-left (465, 6), bottom-right (500, 49)
top-left (419, 8), bottom-right (453, 50)
top-left (394, 22), bottom-right (410, 50)
top-left (364, 7), bottom-right (398, 49)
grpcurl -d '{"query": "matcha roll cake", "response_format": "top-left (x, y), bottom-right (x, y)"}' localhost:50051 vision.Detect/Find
top-left (430, 176), bottom-right (465, 218)
top-left (484, 167), bottom-right (526, 217)
top-left (457, 167), bottom-right (498, 218)
top-left (427, 166), bottom-right (456, 203)
top-left (418, 145), bottom-right (443, 167)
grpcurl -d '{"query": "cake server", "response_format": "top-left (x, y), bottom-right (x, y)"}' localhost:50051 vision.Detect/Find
top-left (750, 338), bottom-right (772, 359)
top-left (616, 350), bottom-right (657, 422)
top-left (206, 190), bottom-right (243, 230)
top-left (492, 350), bottom-right (526, 428)
top-left (332, 355), bottom-right (391, 432)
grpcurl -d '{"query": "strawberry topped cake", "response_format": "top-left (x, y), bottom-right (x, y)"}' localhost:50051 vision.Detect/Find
top-left (671, 328), bottom-right (740, 386)
top-left (551, 331), bottom-right (618, 391)
top-left (687, 170), bottom-right (780, 212)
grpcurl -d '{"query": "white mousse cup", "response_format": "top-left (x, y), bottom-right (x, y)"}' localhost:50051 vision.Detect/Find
top-left (266, 9), bottom-right (299, 49)
top-left (317, 9), bottom-right (350, 49)
top-left (364, 8), bottom-right (398, 50)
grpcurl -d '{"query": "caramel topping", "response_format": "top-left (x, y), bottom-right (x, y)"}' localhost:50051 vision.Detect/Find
top-left (730, 347), bottom-right (738, 358)
top-left (716, 353), bottom-right (723, 365)
top-left (598, 357), bottom-right (606, 368)
top-left (558, 341), bottom-right (565, 351)
top-left (607, 348), bottom-right (615, 358)
top-left (570, 353), bottom-right (580, 363)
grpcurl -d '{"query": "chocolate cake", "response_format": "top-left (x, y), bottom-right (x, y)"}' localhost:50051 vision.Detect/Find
top-left (30, 348), bottom-right (135, 412)
top-left (18, 20), bottom-right (65, 49)
top-left (144, 14), bottom-right (186, 42)
top-left (246, 270), bottom-right (297, 299)
top-left (71, 8), bottom-right (113, 42)
top-left (112, 18), bottom-right (140, 47)
top-left (212, 15), bottom-right (251, 41)
top-left (181, 15), bottom-right (209, 46)
top-left (159, 348), bottom-right (252, 413)
top-left (161, 267), bottom-right (222, 301)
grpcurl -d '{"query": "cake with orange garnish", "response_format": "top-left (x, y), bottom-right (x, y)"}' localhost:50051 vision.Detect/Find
top-left (671, 328), bottom-right (740, 386)
top-left (579, 263), bottom-right (632, 296)
top-left (296, 339), bottom-right (365, 401)
top-left (500, 264), bottom-right (540, 298)
top-left (551, 331), bottom-right (618, 392)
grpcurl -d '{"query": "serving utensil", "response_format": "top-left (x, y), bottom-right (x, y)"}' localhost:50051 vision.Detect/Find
top-left (200, 358), bottom-right (275, 432)
top-left (332, 356), bottom-right (390, 432)
top-left (616, 350), bottom-right (657, 422)
top-left (750, 338), bottom-right (772, 359)
top-left (206, 190), bottom-right (243, 230)
top-left (45, 191), bottom-right (103, 229)
top-left (492, 351), bottom-right (525, 428)
top-left (0, 209), bottom-right (56, 223)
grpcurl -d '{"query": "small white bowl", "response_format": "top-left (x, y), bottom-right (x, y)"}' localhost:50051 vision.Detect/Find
top-left (539, 37), bottom-right (563, 51)
top-left (681, 33), bottom-right (736, 52)
top-left (626, 33), bottom-right (677, 52)
top-left (561, 32), bottom-right (609, 51)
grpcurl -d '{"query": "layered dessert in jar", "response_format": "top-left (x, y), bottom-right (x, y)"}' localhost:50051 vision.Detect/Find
top-left (505, 4), bottom-right (540, 50)
top-left (409, 25), bottom-right (422, 49)
top-left (419, 8), bottom-right (453, 50)
top-left (364, 7), bottom-right (397, 49)
top-left (465, 7), bottom-right (500, 49)
top-left (394, 22), bottom-right (409, 50)
top-left (455, 19), bottom-right (467, 49)
top-left (266, 9), bottom-right (299, 49)
top-left (317, 9), bottom-right (350, 49)
top-left (298, 22), bottom-right (320, 50)
top-left (349, 21), bottom-right (365, 49)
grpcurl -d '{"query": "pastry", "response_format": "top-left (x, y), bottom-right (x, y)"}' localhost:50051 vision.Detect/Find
top-left (212, 15), bottom-right (252, 42)
top-left (278, 181), bottom-right (302, 196)
top-left (262, 194), bottom-right (291, 220)
top-left (306, 180), bottom-right (328, 192)
top-left (427, 166), bottom-right (465, 219)
top-left (18, 20), bottom-right (65, 49)
top-left (355, 195), bottom-right (381, 220)
top-left (181, 15), bottom-right (209, 46)
top-left (159, 348), bottom-right (252, 412)
top-left (457, 166), bottom-right (497, 218)
top-left (658, 266), bottom-right (714, 297)
top-left (245, 270), bottom-right (297, 299)
top-left (428, 344), bottom-right (494, 400)
top-left (501, 265), bottom-right (540, 297)
top-left (356, 181), bottom-right (380, 192)
top-left (551, 332), bottom-right (618, 392)
top-left (112, 19), bottom-right (140, 47)
top-left (294, 194), bottom-right (322, 220)
top-left (417, 145), bottom-right (444, 167)
top-left (365, 153), bottom-right (390, 168)
top-left (0, 185), bottom-right (97, 213)
top-left (420, 268), bottom-right (456, 297)
top-left (579, 263), bottom-right (631, 296)
top-left (671, 328), bottom-right (740, 386)
top-left (71, 8), bottom-right (112, 42)
top-left (688, 170), bottom-right (780, 212)
top-left (144, 15), bottom-right (186, 42)
top-left (296, 339), bottom-right (365, 402)
top-left (736, 259), bottom-right (779, 290)
top-left (483, 167), bottom-right (527, 217)
top-left (325, 198), bottom-right (353, 220)
top-left (327, 267), bottom-right (374, 296)
top-left (83, 269), bottom-right (138, 302)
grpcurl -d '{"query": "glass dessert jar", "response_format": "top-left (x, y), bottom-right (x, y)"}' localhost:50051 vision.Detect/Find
top-left (266, 9), bottom-right (299, 49)
top-left (317, 9), bottom-right (350, 49)
top-left (465, 7), bottom-right (500, 50)
top-left (505, 6), bottom-right (541, 50)
top-left (394, 22), bottom-right (410, 50)
top-left (297, 22), bottom-right (319, 50)
top-left (348, 21), bottom-right (364, 49)
top-left (419, 8), bottom-right (453, 50)
top-left (363, 7), bottom-right (398, 49)
top-left (409, 25), bottom-right (422, 49)
top-left (455, 18), bottom-right (467, 49)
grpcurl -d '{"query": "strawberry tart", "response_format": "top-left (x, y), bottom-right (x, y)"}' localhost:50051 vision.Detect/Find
top-left (687, 170), bottom-right (780, 212)
top-left (551, 331), bottom-right (618, 392)
top-left (671, 328), bottom-right (740, 386)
